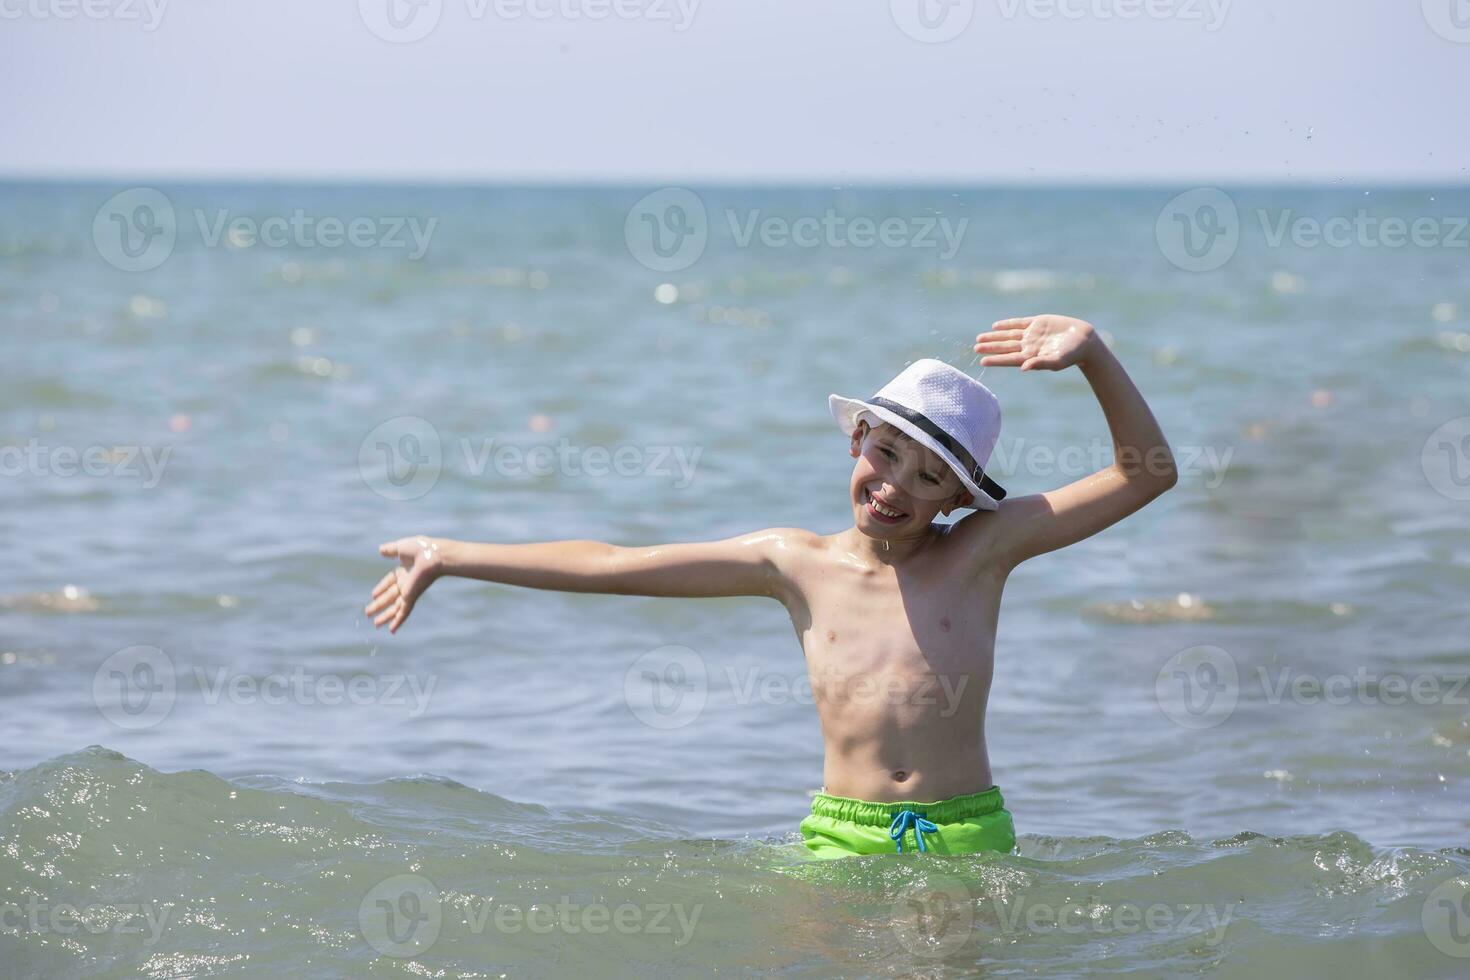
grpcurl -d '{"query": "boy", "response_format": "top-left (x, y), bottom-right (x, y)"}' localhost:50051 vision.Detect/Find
top-left (365, 313), bottom-right (1176, 858)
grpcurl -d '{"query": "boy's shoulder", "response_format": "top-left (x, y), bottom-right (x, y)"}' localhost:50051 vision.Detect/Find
top-left (939, 507), bottom-right (1015, 573)
top-left (748, 520), bottom-right (1005, 556)
top-left (740, 527), bottom-right (833, 572)
top-left (754, 521), bottom-right (1004, 570)
top-left (751, 527), bottom-right (826, 552)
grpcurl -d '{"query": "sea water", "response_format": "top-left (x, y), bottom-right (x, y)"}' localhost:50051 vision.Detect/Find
top-left (2, 182), bottom-right (1468, 977)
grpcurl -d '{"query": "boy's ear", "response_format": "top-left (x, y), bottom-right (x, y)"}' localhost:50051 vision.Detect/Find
top-left (940, 488), bottom-right (974, 516)
top-left (849, 419), bottom-right (868, 458)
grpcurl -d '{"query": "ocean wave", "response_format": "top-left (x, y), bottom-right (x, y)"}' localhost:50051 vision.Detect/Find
top-left (0, 587), bottom-right (248, 619)
top-left (2, 749), bottom-right (1467, 978)
top-left (919, 267), bottom-right (1101, 293)
top-left (0, 585), bottom-right (101, 614)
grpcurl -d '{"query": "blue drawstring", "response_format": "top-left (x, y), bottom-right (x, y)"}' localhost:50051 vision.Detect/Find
top-left (888, 809), bottom-right (938, 853)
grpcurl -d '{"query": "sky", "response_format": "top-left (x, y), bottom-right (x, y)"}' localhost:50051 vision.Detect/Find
top-left (1, 0), bottom-right (1466, 182)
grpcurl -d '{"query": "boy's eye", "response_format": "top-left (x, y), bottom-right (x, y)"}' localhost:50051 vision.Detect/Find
top-left (879, 444), bottom-right (941, 485)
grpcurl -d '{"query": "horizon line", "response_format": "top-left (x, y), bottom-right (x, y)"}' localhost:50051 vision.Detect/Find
top-left (3, 172), bottom-right (1468, 190)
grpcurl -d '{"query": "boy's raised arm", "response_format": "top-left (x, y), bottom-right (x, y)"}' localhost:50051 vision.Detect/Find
top-left (972, 314), bottom-right (1177, 567)
top-left (366, 530), bottom-right (800, 634)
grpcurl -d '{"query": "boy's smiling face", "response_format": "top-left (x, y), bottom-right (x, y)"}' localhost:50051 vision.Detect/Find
top-left (848, 418), bottom-right (974, 537)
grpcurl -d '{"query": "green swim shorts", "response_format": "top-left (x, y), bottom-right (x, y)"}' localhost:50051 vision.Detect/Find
top-left (798, 786), bottom-right (1015, 859)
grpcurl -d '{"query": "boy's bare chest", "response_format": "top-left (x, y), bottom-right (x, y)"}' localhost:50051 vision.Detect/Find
top-left (793, 544), bottom-right (1004, 680)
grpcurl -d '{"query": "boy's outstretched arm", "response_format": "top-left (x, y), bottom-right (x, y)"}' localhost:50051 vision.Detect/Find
top-left (365, 530), bottom-right (800, 634)
top-left (972, 314), bottom-right (1177, 567)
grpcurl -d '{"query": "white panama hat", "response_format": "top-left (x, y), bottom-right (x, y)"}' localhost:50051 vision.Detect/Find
top-left (829, 358), bottom-right (1007, 510)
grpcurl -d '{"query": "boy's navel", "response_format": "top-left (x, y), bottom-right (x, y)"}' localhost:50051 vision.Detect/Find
top-left (939, 617), bottom-right (951, 632)
top-left (826, 630), bottom-right (837, 643)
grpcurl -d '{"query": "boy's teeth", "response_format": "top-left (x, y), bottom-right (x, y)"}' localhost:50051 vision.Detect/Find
top-left (863, 489), bottom-right (903, 519)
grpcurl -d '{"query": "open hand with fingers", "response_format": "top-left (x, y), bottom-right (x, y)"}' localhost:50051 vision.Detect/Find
top-left (366, 536), bottom-right (446, 633)
top-left (973, 314), bottom-right (1100, 372)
